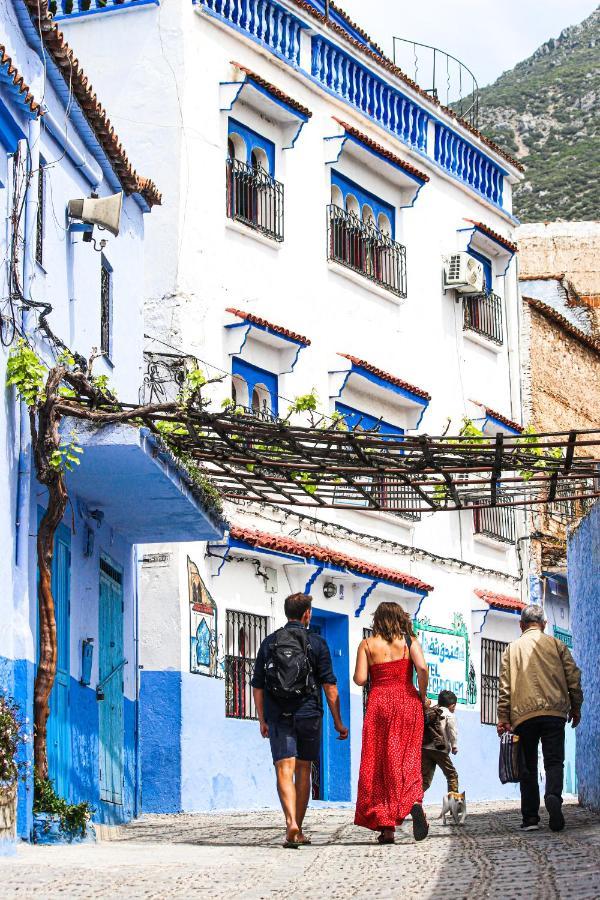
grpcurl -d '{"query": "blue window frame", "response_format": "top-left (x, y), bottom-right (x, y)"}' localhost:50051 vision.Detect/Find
top-left (228, 118), bottom-right (275, 175)
top-left (232, 357), bottom-right (278, 415)
top-left (467, 248), bottom-right (493, 292)
top-left (331, 170), bottom-right (395, 237)
top-left (335, 401), bottom-right (403, 438)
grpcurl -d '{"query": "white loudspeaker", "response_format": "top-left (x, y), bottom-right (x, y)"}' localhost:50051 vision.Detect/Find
top-left (68, 192), bottom-right (123, 237)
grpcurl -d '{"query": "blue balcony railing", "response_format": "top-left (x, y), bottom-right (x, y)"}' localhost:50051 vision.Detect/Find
top-left (50, 0), bottom-right (157, 18)
top-left (200, 0), bottom-right (303, 66)
top-left (312, 36), bottom-right (429, 154)
top-left (435, 123), bottom-right (505, 207)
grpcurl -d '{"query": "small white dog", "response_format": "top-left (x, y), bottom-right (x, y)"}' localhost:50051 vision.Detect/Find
top-left (441, 791), bottom-right (467, 825)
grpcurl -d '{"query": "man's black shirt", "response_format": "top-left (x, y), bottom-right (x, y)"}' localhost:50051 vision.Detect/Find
top-left (251, 622), bottom-right (337, 722)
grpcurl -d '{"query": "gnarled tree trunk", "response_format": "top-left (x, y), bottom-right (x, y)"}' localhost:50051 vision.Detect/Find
top-left (31, 367), bottom-right (68, 781)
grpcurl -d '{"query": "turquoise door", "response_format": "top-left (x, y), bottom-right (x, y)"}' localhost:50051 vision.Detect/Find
top-left (98, 556), bottom-right (124, 805)
top-left (46, 523), bottom-right (71, 799)
top-left (310, 610), bottom-right (351, 802)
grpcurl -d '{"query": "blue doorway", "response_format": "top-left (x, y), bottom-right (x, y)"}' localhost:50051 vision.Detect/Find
top-left (310, 609), bottom-right (351, 801)
top-left (98, 555), bottom-right (125, 808)
top-left (37, 510), bottom-right (71, 800)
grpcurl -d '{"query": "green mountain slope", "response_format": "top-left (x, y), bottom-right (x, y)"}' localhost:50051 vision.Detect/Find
top-left (477, 7), bottom-right (599, 221)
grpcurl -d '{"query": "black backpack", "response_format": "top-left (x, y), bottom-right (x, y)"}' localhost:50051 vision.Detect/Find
top-left (264, 628), bottom-right (315, 700)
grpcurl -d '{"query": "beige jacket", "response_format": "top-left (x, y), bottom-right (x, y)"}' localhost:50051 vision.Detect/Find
top-left (497, 627), bottom-right (583, 729)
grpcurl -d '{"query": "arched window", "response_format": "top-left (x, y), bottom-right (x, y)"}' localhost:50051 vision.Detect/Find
top-left (377, 213), bottom-right (391, 236)
top-left (251, 383), bottom-right (271, 418)
top-left (331, 184), bottom-right (343, 209)
top-left (232, 374), bottom-right (249, 409)
top-left (251, 147), bottom-right (268, 171)
top-left (345, 193), bottom-right (360, 216)
top-left (362, 204), bottom-right (375, 226)
top-left (228, 131), bottom-right (246, 162)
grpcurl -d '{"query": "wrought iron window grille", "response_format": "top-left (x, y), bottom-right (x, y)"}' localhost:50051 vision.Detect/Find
top-left (327, 204), bottom-right (407, 298)
top-left (35, 165), bottom-right (44, 267)
top-left (100, 259), bottom-right (111, 358)
top-left (225, 609), bottom-right (269, 720)
top-left (473, 503), bottom-right (516, 544)
top-left (481, 637), bottom-right (508, 725)
top-left (463, 291), bottom-right (503, 345)
top-left (226, 157), bottom-right (284, 242)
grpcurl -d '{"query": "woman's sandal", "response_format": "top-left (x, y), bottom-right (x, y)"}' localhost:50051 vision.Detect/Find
top-left (411, 804), bottom-right (429, 842)
top-left (297, 833), bottom-right (312, 845)
top-left (377, 830), bottom-right (395, 845)
top-left (282, 838), bottom-right (301, 849)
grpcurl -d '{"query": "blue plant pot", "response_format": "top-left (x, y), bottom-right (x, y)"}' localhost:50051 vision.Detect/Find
top-left (32, 813), bottom-right (96, 845)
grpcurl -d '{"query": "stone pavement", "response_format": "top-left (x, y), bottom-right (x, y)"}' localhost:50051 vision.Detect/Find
top-left (2, 800), bottom-right (600, 900)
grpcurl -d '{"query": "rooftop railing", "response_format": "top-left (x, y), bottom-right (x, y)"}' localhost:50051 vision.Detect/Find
top-left (327, 204), bottom-right (407, 298)
top-left (201, 0), bottom-right (302, 65)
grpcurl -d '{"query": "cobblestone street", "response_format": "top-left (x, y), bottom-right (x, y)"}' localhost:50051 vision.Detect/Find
top-left (2, 800), bottom-right (600, 899)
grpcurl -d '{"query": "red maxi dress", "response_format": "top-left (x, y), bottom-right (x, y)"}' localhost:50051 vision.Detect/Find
top-left (355, 656), bottom-right (424, 831)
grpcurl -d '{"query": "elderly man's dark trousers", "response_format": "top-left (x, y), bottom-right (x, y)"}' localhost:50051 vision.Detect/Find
top-left (515, 715), bottom-right (565, 823)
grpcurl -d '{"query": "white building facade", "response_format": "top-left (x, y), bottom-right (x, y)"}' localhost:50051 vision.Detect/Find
top-left (59, 0), bottom-right (533, 810)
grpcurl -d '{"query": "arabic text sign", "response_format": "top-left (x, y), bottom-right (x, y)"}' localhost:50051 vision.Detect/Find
top-left (418, 627), bottom-right (468, 703)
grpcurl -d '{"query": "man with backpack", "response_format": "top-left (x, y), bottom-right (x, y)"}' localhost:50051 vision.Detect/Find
top-left (252, 592), bottom-right (349, 848)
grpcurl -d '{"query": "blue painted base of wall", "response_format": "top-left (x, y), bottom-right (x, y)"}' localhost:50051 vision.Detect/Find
top-left (140, 670), bottom-right (182, 813)
top-left (568, 502), bottom-right (600, 811)
top-left (1, 654), bottom-right (137, 837)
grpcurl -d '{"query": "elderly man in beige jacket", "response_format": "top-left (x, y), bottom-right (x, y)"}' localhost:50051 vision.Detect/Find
top-left (497, 604), bottom-right (583, 833)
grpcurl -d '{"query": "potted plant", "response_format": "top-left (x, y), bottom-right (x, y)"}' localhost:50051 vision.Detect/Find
top-left (33, 776), bottom-right (94, 844)
top-left (0, 693), bottom-right (25, 855)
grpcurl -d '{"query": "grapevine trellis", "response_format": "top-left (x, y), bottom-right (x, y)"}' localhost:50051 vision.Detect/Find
top-left (63, 398), bottom-right (600, 514)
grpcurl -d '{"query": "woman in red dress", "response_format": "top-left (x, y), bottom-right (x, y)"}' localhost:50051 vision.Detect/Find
top-left (354, 601), bottom-right (430, 843)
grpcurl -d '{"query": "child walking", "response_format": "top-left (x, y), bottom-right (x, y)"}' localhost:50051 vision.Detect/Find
top-left (422, 690), bottom-right (459, 794)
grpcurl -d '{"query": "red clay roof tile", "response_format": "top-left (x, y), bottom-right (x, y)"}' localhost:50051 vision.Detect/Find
top-left (230, 525), bottom-right (434, 592)
top-left (339, 354), bottom-right (431, 402)
top-left (0, 45), bottom-right (43, 117)
top-left (333, 118), bottom-right (429, 182)
top-left (481, 405), bottom-right (524, 434)
top-left (26, 1), bottom-right (160, 207)
top-left (231, 61), bottom-right (312, 118)
top-left (226, 308), bottom-right (312, 346)
top-left (465, 219), bottom-right (518, 254)
top-left (475, 588), bottom-right (525, 612)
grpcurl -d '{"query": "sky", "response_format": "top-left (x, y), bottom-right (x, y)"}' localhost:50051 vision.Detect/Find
top-left (339, 1), bottom-right (598, 89)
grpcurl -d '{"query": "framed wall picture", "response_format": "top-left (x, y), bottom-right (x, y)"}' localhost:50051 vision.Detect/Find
top-left (188, 557), bottom-right (218, 676)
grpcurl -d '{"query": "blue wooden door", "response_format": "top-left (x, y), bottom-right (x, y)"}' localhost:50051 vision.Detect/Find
top-left (98, 556), bottom-right (124, 805)
top-left (45, 521), bottom-right (71, 799)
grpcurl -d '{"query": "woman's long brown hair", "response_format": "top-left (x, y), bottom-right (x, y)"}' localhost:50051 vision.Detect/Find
top-left (372, 601), bottom-right (415, 642)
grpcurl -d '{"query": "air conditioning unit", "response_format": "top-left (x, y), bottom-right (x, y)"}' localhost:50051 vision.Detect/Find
top-left (443, 253), bottom-right (485, 294)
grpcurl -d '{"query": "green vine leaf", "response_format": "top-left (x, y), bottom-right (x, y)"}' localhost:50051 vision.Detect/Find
top-left (6, 340), bottom-right (46, 407)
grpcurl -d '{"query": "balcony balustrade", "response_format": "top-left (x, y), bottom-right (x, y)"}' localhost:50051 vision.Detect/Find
top-left (473, 504), bottom-right (515, 544)
top-left (327, 204), bottom-right (407, 298)
top-left (434, 123), bottom-right (505, 207)
top-left (463, 291), bottom-right (503, 345)
top-left (226, 157), bottom-right (284, 242)
top-left (311, 36), bottom-right (429, 154)
top-left (201, 0), bottom-right (302, 65)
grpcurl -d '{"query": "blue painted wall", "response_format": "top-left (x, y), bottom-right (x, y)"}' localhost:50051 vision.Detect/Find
top-left (140, 670), bottom-right (182, 813)
top-left (568, 502), bottom-right (600, 811)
